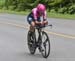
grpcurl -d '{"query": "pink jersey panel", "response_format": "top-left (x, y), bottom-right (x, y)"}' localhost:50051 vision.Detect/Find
top-left (32, 8), bottom-right (47, 20)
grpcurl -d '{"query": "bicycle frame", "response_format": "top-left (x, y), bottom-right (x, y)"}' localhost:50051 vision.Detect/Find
top-left (37, 27), bottom-right (42, 46)
top-left (35, 24), bottom-right (52, 45)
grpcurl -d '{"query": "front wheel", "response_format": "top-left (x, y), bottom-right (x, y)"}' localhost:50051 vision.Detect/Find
top-left (27, 31), bottom-right (36, 54)
top-left (41, 31), bottom-right (50, 58)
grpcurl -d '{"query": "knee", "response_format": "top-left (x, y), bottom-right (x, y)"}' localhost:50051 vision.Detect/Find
top-left (31, 21), bottom-right (35, 27)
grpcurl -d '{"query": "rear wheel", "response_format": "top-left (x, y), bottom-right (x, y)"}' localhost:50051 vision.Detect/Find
top-left (27, 31), bottom-right (36, 54)
top-left (41, 31), bottom-right (50, 58)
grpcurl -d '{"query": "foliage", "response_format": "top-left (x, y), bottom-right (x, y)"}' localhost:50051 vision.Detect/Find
top-left (0, 0), bottom-right (75, 14)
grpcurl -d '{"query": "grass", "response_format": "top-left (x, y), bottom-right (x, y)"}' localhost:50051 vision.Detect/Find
top-left (0, 9), bottom-right (75, 20)
top-left (47, 12), bottom-right (75, 20)
top-left (0, 9), bottom-right (29, 15)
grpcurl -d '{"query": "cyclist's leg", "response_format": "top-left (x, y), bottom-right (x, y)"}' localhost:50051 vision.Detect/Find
top-left (27, 15), bottom-right (35, 32)
top-left (30, 21), bottom-right (35, 32)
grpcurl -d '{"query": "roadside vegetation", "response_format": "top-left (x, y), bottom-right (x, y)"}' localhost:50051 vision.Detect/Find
top-left (0, 0), bottom-right (75, 19)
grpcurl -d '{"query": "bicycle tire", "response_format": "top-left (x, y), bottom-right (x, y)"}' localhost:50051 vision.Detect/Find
top-left (27, 31), bottom-right (36, 54)
top-left (41, 31), bottom-right (50, 58)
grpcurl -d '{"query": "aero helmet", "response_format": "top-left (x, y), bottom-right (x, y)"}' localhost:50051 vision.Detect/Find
top-left (37, 4), bottom-right (46, 13)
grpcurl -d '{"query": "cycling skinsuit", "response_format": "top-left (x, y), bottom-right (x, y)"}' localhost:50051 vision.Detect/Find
top-left (27, 8), bottom-right (47, 24)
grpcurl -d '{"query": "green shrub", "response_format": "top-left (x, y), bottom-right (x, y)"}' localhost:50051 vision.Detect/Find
top-left (0, 0), bottom-right (5, 9)
top-left (50, 9), bottom-right (56, 13)
top-left (58, 7), bottom-right (68, 14)
top-left (8, 6), bottom-right (16, 10)
top-left (68, 5), bottom-right (75, 14)
top-left (16, 3), bottom-right (25, 11)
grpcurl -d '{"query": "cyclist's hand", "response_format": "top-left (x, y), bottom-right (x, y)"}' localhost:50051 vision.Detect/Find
top-left (40, 21), bottom-right (44, 26)
top-left (35, 21), bottom-right (40, 24)
top-left (43, 20), bottom-right (48, 25)
top-left (41, 21), bottom-right (48, 26)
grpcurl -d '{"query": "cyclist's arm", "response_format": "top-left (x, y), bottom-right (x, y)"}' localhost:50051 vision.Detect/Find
top-left (43, 10), bottom-right (47, 21)
top-left (42, 11), bottom-right (48, 25)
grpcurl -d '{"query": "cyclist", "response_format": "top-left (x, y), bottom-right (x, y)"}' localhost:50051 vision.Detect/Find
top-left (27, 4), bottom-right (48, 32)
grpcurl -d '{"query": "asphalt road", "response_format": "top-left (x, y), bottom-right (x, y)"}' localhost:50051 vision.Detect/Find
top-left (0, 13), bottom-right (75, 61)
